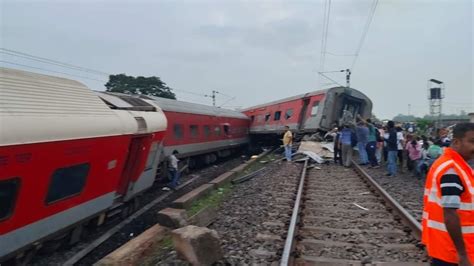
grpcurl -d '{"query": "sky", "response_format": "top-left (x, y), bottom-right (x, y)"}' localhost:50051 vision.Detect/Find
top-left (1, 0), bottom-right (473, 119)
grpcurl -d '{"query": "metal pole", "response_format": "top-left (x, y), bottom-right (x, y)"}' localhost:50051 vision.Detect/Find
top-left (346, 69), bottom-right (351, 88)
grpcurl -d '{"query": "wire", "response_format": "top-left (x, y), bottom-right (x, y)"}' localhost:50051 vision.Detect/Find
top-left (0, 48), bottom-right (110, 76)
top-left (318, 72), bottom-right (345, 87)
top-left (172, 88), bottom-right (207, 97)
top-left (350, 0), bottom-right (379, 71)
top-left (218, 96), bottom-right (236, 108)
top-left (325, 51), bottom-right (357, 57)
top-left (0, 60), bottom-right (108, 83)
top-left (319, 0), bottom-right (332, 73)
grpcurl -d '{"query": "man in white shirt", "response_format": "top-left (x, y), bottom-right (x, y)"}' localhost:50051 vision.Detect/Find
top-left (163, 150), bottom-right (180, 191)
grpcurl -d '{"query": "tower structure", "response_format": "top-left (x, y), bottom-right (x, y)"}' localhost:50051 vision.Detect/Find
top-left (427, 79), bottom-right (445, 128)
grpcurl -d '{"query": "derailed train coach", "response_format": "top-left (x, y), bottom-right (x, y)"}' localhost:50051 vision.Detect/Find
top-left (242, 87), bottom-right (373, 138)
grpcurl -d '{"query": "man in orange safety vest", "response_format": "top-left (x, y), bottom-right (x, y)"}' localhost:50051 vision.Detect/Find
top-left (422, 122), bottom-right (474, 266)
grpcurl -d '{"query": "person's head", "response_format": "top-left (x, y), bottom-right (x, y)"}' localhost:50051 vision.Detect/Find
top-left (411, 139), bottom-right (417, 146)
top-left (434, 139), bottom-right (443, 146)
top-left (366, 118), bottom-right (372, 124)
top-left (284, 125), bottom-right (290, 131)
top-left (387, 121), bottom-right (394, 129)
top-left (450, 123), bottom-right (474, 161)
top-left (172, 150), bottom-right (179, 155)
top-left (396, 126), bottom-right (403, 132)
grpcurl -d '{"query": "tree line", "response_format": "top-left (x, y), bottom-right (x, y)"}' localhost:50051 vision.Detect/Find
top-left (105, 74), bottom-right (176, 99)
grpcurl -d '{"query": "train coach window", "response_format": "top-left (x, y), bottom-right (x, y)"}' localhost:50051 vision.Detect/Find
top-left (285, 109), bottom-right (293, 120)
top-left (265, 114), bottom-right (271, 122)
top-left (190, 125), bottom-right (199, 138)
top-left (214, 126), bottom-right (221, 136)
top-left (174, 124), bottom-right (184, 139)
top-left (46, 163), bottom-right (89, 204)
top-left (224, 125), bottom-right (230, 135)
top-left (250, 116), bottom-right (255, 123)
top-left (204, 125), bottom-right (211, 137)
top-left (310, 101), bottom-right (320, 117)
top-left (0, 178), bottom-right (20, 220)
top-left (274, 111), bottom-right (281, 121)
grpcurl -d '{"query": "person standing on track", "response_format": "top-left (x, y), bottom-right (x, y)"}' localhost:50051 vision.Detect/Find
top-left (422, 123), bottom-right (474, 266)
top-left (283, 125), bottom-right (293, 162)
top-left (385, 121), bottom-right (398, 176)
top-left (163, 150), bottom-right (180, 191)
top-left (355, 120), bottom-right (369, 165)
top-left (339, 124), bottom-right (356, 167)
top-left (357, 115), bottom-right (379, 168)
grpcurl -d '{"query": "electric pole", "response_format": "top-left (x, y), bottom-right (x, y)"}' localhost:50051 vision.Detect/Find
top-left (345, 69), bottom-right (351, 88)
top-left (205, 90), bottom-right (218, 106)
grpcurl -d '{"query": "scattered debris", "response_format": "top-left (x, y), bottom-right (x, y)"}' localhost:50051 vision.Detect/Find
top-left (298, 141), bottom-right (334, 158)
top-left (251, 155), bottom-right (259, 159)
top-left (358, 192), bottom-right (370, 195)
top-left (353, 203), bottom-right (369, 211)
top-left (293, 151), bottom-right (324, 164)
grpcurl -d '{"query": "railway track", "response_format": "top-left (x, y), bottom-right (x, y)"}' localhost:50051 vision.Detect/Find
top-left (279, 161), bottom-right (429, 265)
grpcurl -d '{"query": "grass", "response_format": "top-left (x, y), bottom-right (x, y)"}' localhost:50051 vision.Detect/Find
top-left (187, 183), bottom-right (233, 217)
top-left (143, 235), bottom-right (174, 266)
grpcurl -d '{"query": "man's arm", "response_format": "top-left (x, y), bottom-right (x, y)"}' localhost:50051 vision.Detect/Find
top-left (440, 170), bottom-right (471, 265)
top-left (444, 208), bottom-right (470, 264)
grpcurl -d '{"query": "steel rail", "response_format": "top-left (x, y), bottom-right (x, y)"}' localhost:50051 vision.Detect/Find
top-left (352, 161), bottom-right (422, 239)
top-left (280, 158), bottom-right (308, 266)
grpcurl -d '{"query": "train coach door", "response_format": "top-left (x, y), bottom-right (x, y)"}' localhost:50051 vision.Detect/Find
top-left (298, 98), bottom-right (310, 130)
top-left (117, 136), bottom-right (148, 196)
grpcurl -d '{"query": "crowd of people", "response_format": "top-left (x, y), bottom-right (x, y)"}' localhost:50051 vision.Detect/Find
top-left (330, 116), bottom-right (452, 178)
top-left (330, 121), bottom-right (474, 265)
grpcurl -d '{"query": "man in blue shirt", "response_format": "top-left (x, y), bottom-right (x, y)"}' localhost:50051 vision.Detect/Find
top-left (339, 124), bottom-right (356, 167)
top-left (355, 121), bottom-right (369, 165)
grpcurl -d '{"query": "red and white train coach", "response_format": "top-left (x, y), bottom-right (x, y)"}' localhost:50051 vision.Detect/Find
top-left (0, 68), bottom-right (167, 261)
top-left (242, 86), bottom-right (372, 136)
top-left (145, 95), bottom-right (250, 166)
top-left (97, 92), bottom-right (250, 167)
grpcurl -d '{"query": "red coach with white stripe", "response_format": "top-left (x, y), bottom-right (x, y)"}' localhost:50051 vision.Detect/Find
top-left (0, 68), bottom-right (167, 261)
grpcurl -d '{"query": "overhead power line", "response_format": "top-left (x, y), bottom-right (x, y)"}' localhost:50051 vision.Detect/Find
top-left (0, 60), bottom-right (108, 83)
top-left (350, 0), bottom-right (379, 71)
top-left (0, 48), bottom-right (110, 76)
top-left (0, 48), bottom-right (217, 100)
top-left (319, 0), bottom-right (332, 73)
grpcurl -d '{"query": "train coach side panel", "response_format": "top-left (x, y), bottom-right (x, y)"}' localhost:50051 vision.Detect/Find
top-left (161, 111), bottom-right (249, 157)
top-left (0, 135), bottom-right (131, 259)
top-left (244, 98), bottom-right (306, 134)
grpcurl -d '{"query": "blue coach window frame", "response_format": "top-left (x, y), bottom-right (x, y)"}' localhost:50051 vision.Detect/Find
top-left (45, 163), bottom-right (90, 204)
top-left (0, 177), bottom-right (21, 221)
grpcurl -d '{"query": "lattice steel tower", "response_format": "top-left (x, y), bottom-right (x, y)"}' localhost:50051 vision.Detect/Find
top-left (427, 79), bottom-right (444, 127)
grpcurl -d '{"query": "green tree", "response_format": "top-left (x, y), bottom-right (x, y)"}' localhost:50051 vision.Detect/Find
top-left (105, 74), bottom-right (176, 99)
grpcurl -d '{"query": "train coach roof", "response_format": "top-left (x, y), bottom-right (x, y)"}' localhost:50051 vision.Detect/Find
top-left (241, 87), bottom-right (371, 111)
top-left (241, 88), bottom-right (329, 111)
top-left (0, 68), bottom-right (138, 146)
top-left (143, 95), bottom-right (248, 119)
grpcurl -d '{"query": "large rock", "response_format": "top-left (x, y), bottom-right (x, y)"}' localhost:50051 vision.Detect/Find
top-left (171, 225), bottom-right (223, 265)
top-left (157, 208), bottom-right (188, 228)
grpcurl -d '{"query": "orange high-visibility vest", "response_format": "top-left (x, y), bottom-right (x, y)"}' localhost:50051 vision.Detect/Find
top-left (421, 148), bottom-right (474, 263)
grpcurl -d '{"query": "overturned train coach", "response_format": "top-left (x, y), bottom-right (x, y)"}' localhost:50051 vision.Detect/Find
top-left (242, 87), bottom-right (372, 139)
top-left (0, 68), bottom-right (249, 262)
